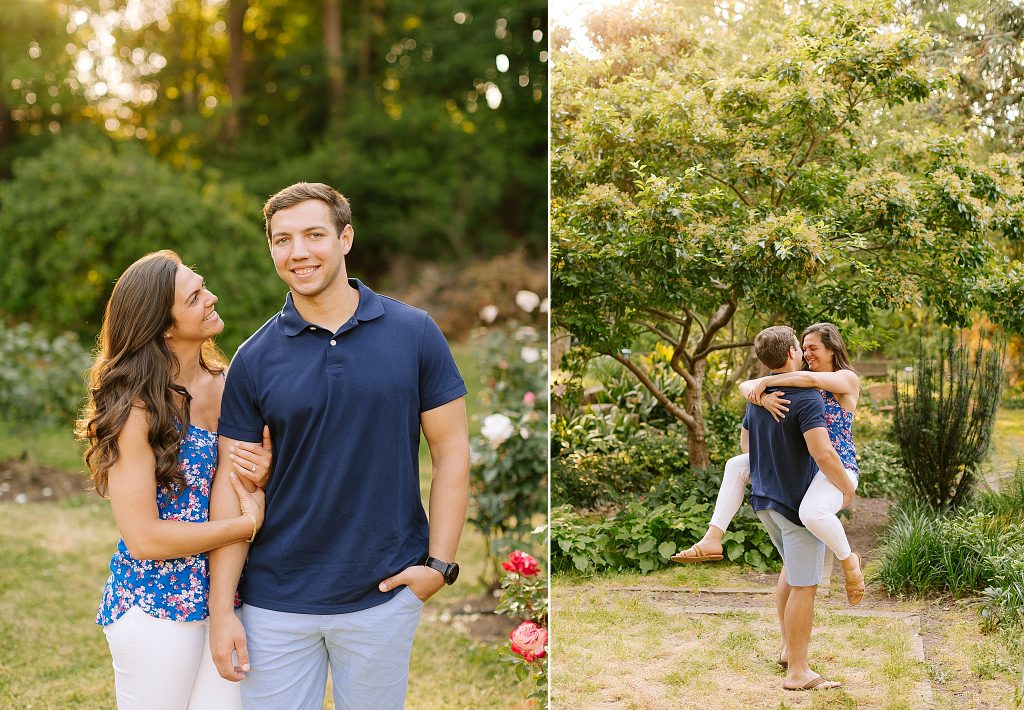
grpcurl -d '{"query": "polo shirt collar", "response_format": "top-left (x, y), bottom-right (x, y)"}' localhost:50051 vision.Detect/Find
top-left (279, 278), bottom-right (386, 336)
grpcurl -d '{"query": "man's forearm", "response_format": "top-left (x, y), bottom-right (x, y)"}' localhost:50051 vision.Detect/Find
top-left (814, 450), bottom-right (855, 497)
top-left (208, 459), bottom-right (250, 615)
top-left (426, 449), bottom-right (470, 562)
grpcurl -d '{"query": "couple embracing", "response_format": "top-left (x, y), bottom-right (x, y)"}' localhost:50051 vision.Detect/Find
top-left (673, 323), bottom-right (865, 692)
top-left (79, 182), bottom-right (470, 709)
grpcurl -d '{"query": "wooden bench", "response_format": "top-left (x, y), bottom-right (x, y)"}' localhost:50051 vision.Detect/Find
top-left (854, 360), bottom-right (891, 378)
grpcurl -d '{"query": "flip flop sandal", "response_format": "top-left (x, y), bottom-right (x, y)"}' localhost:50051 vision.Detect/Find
top-left (784, 675), bottom-right (841, 691)
top-left (844, 552), bottom-right (865, 606)
top-left (670, 544), bottom-right (724, 563)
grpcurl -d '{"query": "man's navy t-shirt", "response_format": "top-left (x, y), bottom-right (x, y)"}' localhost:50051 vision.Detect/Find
top-left (742, 386), bottom-right (827, 526)
top-left (218, 279), bottom-right (467, 614)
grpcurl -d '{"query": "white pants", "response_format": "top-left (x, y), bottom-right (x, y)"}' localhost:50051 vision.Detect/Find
top-left (103, 606), bottom-right (242, 710)
top-left (709, 453), bottom-right (858, 561)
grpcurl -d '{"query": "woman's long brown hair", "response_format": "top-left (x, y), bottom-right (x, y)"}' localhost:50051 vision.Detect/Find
top-left (77, 250), bottom-right (225, 496)
top-left (801, 322), bottom-right (855, 373)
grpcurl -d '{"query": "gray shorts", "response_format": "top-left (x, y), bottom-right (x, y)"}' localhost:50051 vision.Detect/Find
top-left (757, 509), bottom-right (826, 587)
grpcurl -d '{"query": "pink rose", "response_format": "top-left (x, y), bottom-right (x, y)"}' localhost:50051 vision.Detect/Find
top-left (510, 621), bottom-right (547, 662)
top-left (502, 550), bottom-right (540, 577)
top-left (523, 391), bottom-right (536, 406)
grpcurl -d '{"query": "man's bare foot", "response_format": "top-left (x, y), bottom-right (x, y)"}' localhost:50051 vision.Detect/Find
top-left (670, 538), bottom-right (724, 563)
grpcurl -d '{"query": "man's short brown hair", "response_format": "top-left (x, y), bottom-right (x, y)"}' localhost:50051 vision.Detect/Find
top-left (263, 182), bottom-right (351, 240)
top-left (754, 326), bottom-right (798, 370)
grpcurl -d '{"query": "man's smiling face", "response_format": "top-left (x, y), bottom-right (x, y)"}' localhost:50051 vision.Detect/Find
top-left (268, 198), bottom-right (353, 301)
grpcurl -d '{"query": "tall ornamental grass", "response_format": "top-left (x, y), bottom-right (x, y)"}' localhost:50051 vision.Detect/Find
top-left (875, 462), bottom-right (1024, 631)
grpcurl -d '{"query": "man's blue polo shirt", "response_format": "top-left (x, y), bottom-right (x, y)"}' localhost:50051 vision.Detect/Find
top-left (218, 279), bottom-right (467, 614)
top-left (742, 386), bottom-right (827, 526)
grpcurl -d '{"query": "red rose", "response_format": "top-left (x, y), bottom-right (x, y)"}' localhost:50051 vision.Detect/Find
top-left (502, 550), bottom-right (540, 577)
top-left (510, 621), bottom-right (548, 662)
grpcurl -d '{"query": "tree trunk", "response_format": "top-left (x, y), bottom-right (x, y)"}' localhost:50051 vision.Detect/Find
top-left (685, 359), bottom-right (710, 469)
top-left (358, 0), bottom-right (371, 82)
top-left (0, 97), bottom-right (17, 179)
top-left (225, 0), bottom-right (247, 141)
top-left (323, 0), bottom-right (345, 122)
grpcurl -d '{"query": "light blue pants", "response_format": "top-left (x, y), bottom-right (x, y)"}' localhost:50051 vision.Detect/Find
top-left (239, 587), bottom-right (424, 710)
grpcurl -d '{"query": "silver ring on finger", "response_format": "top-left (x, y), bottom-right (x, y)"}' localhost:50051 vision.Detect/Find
top-left (251, 462), bottom-right (256, 473)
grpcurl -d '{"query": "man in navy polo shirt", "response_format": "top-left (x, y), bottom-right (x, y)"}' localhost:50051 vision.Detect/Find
top-left (207, 182), bottom-right (470, 709)
top-left (742, 326), bottom-right (854, 692)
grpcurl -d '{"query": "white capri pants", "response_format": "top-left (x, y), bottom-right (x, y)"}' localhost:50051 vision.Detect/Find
top-left (709, 452), bottom-right (858, 561)
top-left (102, 605), bottom-right (242, 710)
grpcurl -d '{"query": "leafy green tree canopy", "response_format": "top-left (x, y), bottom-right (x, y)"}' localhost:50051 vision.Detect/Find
top-left (552, 0), bottom-right (1024, 467)
top-left (0, 132), bottom-right (281, 352)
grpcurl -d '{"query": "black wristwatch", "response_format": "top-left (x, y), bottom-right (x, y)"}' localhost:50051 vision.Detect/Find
top-left (423, 556), bottom-right (460, 585)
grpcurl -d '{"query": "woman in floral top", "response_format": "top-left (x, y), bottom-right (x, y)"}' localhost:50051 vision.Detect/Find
top-left (672, 323), bottom-right (865, 607)
top-left (79, 251), bottom-right (273, 710)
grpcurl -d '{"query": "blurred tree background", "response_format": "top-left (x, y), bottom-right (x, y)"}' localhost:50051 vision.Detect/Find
top-left (0, 0), bottom-right (548, 350)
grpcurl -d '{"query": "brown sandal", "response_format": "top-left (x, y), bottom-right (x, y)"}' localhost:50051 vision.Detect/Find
top-left (784, 675), bottom-right (841, 691)
top-left (844, 552), bottom-right (865, 606)
top-left (670, 544), bottom-right (724, 563)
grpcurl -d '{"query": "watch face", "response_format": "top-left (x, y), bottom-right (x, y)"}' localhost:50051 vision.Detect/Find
top-left (445, 562), bottom-right (460, 585)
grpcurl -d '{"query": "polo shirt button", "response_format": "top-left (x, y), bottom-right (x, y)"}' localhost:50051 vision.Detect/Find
top-left (330, 339), bottom-right (336, 346)
top-left (309, 326), bottom-right (316, 331)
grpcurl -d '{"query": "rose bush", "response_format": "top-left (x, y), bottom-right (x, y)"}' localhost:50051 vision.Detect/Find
top-left (469, 290), bottom-right (547, 576)
top-left (496, 548), bottom-right (548, 707)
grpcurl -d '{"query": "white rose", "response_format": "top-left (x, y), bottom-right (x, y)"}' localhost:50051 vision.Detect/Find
top-left (481, 413), bottom-right (515, 447)
top-left (540, 298), bottom-right (549, 313)
top-left (514, 326), bottom-right (538, 342)
top-left (479, 304), bottom-right (499, 324)
top-left (515, 290), bottom-right (541, 313)
top-left (521, 346), bottom-right (540, 363)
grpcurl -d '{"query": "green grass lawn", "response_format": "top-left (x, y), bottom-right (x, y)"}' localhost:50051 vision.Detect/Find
top-left (0, 491), bottom-right (531, 710)
top-left (0, 342), bottom-right (537, 709)
top-left (552, 566), bottom-right (1022, 709)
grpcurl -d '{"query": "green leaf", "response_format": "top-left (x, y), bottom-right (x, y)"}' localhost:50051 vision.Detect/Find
top-left (658, 541), bottom-right (677, 559)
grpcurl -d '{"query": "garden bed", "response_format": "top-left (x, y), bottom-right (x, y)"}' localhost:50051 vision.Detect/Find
top-left (0, 459), bottom-right (89, 503)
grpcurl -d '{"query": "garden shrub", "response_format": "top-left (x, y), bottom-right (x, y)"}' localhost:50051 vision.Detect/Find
top-left (551, 424), bottom-right (690, 508)
top-left (853, 405), bottom-right (895, 443)
top-left (975, 459), bottom-right (1024, 526)
top-left (855, 440), bottom-right (908, 499)
top-left (0, 133), bottom-right (276, 352)
top-left (551, 451), bottom-right (634, 509)
top-left (875, 492), bottom-right (1024, 633)
top-left (0, 322), bottom-right (92, 429)
top-left (469, 300), bottom-right (546, 575)
top-left (551, 493), bottom-right (778, 575)
top-left (981, 556), bottom-right (1024, 632)
top-left (892, 337), bottom-right (1004, 508)
top-left (703, 402), bottom-right (743, 470)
